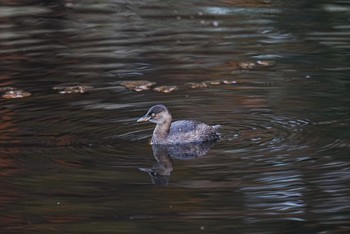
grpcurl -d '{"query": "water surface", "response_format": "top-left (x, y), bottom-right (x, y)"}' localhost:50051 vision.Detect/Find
top-left (1, 0), bottom-right (350, 233)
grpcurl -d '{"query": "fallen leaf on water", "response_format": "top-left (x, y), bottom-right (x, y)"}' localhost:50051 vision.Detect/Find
top-left (153, 85), bottom-right (177, 93)
top-left (256, 60), bottom-right (276, 67)
top-left (238, 61), bottom-right (257, 70)
top-left (222, 80), bottom-right (237, 84)
top-left (205, 80), bottom-right (222, 85)
top-left (2, 89), bottom-right (31, 99)
top-left (119, 80), bottom-right (156, 92)
top-left (187, 82), bottom-right (208, 89)
top-left (53, 85), bottom-right (93, 94)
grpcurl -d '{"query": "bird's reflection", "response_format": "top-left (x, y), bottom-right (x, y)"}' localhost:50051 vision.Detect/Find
top-left (139, 142), bottom-right (215, 186)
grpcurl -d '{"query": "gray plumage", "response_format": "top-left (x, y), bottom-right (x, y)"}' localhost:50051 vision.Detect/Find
top-left (137, 104), bottom-right (221, 145)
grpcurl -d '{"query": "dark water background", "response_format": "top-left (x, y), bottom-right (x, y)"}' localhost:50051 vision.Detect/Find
top-left (1, 0), bottom-right (350, 233)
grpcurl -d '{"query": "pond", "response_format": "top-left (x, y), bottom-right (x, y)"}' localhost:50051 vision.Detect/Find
top-left (1, 0), bottom-right (350, 233)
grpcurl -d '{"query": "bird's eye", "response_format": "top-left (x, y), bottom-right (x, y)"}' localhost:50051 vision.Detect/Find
top-left (151, 113), bottom-right (156, 117)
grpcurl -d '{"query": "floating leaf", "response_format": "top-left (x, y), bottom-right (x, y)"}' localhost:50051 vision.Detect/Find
top-left (153, 85), bottom-right (177, 93)
top-left (53, 85), bottom-right (93, 94)
top-left (119, 80), bottom-right (156, 92)
top-left (187, 82), bottom-right (208, 89)
top-left (2, 89), bottom-right (31, 99)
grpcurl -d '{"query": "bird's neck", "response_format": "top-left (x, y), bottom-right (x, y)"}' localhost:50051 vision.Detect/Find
top-left (152, 116), bottom-right (172, 144)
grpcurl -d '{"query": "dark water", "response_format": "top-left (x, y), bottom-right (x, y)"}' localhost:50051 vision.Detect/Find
top-left (1, 0), bottom-right (350, 233)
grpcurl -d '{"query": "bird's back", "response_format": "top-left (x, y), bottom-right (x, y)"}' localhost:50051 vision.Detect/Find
top-left (167, 120), bottom-right (220, 144)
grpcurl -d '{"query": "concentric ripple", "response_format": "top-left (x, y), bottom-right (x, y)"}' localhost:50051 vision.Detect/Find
top-left (219, 113), bottom-right (313, 154)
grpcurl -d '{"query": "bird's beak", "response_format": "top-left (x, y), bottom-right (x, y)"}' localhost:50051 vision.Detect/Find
top-left (137, 115), bottom-right (151, 123)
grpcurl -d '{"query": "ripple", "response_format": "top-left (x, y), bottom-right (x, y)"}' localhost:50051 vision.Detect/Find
top-left (0, 1), bottom-right (349, 233)
top-left (0, 6), bottom-right (51, 17)
top-left (220, 113), bottom-right (312, 153)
